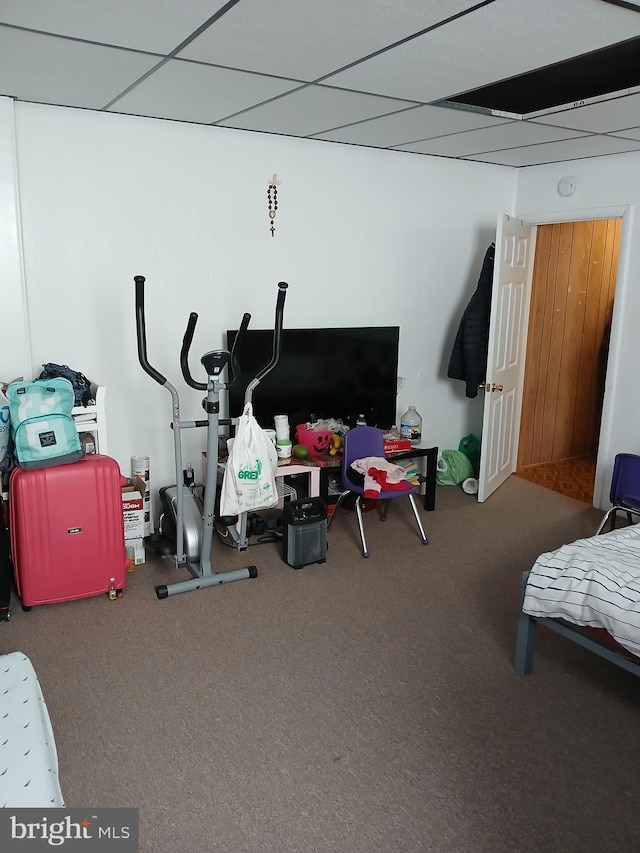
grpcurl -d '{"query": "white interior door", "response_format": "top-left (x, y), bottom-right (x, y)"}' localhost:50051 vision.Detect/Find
top-left (477, 215), bottom-right (536, 503)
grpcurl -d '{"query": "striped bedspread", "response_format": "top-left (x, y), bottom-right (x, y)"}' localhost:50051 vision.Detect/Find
top-left (522, 525), bottom-right (640, 659)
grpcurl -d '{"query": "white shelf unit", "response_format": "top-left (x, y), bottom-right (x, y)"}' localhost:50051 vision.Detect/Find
top-left (71, 386), bottom-right (108, 456)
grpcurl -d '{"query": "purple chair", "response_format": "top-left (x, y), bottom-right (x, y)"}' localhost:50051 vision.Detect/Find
top-left (596, 453), bottom-right (640, 535)
top-left (326, 426), bottom-right (428, 557)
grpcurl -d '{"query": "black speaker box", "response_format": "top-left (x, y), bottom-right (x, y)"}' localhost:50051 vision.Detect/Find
top-left (282, 498), bottom-right (327, 569)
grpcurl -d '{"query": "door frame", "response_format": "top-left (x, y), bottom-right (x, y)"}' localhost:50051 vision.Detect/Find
top-left (515, 203), bottom-right (633, 509)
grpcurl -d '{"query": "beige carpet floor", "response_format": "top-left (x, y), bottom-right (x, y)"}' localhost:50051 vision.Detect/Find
top-left (2, 476), bottom-right (640, 853)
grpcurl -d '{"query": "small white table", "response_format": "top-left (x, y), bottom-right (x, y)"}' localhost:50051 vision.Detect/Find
top-left (214, 459), bottom-right (321, 508)
top-left (273, 463), bottom-right (321, 506)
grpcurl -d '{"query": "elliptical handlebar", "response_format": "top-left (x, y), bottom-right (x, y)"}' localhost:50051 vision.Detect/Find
top-left (228, 311), bottom-right (251, 387)
top-left (134, 275), bottom-right (167, 386)
top-left (180, 310), bottom-right (251, 390)
top-left (135, 275), bottom-right (287, 403)
top-left (244, 281), bottom-right (288, 405)
top-left (180, 313), bottom-right (207, 391)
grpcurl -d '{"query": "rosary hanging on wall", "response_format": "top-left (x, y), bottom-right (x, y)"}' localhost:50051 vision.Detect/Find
top-left (267, 173), bottom-right (280, 237)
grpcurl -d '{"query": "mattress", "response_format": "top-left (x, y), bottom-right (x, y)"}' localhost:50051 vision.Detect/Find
top-left (0, 651), bottom-right (65, 807)
top-left (522, 524), bottom-right (640, 659)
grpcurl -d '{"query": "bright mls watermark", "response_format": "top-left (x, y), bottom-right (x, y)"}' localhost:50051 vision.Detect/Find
top-left (0, 809), bottom-right (138, 851)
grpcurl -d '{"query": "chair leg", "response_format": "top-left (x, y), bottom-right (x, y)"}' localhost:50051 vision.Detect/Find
top-left (355, 495), bottom-right (369, 558)
top-left (327, 491), bottom-right (349, 532)
top-left (597, 506), bottom-right (640, 535)
top-left (595, 507), bottom-right (616, 536)
top-left (408, 494), bottom-right (429, 545)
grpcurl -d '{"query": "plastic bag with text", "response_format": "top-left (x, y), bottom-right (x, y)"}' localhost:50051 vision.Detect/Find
top-left (220, 403), bottom-right (278, 516)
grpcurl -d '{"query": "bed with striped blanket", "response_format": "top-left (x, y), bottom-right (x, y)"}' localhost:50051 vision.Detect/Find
top-left (514, 525), bottom-right (640, 676)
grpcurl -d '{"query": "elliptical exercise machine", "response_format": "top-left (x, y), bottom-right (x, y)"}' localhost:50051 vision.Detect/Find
top-left (134, 275), bottom-right (288, 599)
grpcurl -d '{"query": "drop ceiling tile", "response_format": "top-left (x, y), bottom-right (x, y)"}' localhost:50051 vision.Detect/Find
top-left (0, 0), bottom-right (226, 53)
top-left (614, 126), bottom-right (640, 140)
top-left (110, 59), bottom-right (301, 124)
top-left (215, 85), bottom-right (416, 137)
top-left (0, 27), bottom-right (159, 109)
top-left (464, 134), bottom-right (640, 166)
top-left (394, 122), bottom-right (588, 157)
top-left (530, 92), bottom-right (640, 133)
top-left (179, 0), bottom-right (479, 81)
top-left (325, 0), bottom-right (640, 103)
top-left (312, 103), bottom-right (509, 147)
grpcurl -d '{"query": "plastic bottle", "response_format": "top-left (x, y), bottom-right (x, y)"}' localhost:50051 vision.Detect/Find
top-left (356, 413), bottom-right (367, 427)
top-left (80, 432), bottom-right (95, 454)
top-left (108, 577), bottom-right (117, 601)
top-left (400, 406), bottom-right (422, 446)
top-left (126, 544), bottom-right (136, 573)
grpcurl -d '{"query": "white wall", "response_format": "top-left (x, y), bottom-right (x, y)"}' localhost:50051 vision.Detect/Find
top-left (0, 98), bottom-right (31, 382)
top-left (514, 152), bottom-right (640, 506)
top-left (6, 98), bottom-right (515, 494)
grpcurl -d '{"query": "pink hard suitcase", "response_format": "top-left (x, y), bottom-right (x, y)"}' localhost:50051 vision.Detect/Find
top-left (10, 454), bottom-right (128, 607)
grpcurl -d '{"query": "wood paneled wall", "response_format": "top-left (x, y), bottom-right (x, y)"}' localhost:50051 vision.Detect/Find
top-left (517, 218), bottom-right (621, 469)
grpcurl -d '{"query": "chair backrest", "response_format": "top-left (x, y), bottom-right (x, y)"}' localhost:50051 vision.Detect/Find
top-left (610, 453), bottom-right (640, 509)
top-left (343, 426), bottom-right (385, 466)
top-left (342, 426), bottom-right (385, 490)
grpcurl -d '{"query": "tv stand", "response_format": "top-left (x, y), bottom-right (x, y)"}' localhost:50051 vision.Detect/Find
top-left (385, 444), bottom-right (439, 511)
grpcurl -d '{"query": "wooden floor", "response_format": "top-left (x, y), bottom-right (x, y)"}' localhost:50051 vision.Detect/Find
top-left (515, 456), bottom-right (596, 504)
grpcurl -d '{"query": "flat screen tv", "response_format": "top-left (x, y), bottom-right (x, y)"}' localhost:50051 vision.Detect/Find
top-left (226, 326), bottom-right (400, 432)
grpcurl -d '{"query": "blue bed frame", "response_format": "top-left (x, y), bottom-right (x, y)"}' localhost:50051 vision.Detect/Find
top-left (514, 571), bottom-right (640, 679)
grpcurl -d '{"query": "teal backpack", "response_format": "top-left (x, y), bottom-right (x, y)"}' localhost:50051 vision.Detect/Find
top-left (6, 378), bottom-right (84, 470)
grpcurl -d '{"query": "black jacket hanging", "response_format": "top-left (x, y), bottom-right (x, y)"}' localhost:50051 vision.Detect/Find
top-left (447, 243), bottom-right (495, 399)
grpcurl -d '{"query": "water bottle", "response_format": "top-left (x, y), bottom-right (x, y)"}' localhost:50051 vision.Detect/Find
top-left (400, 406), bottom-right (422, 446)
top-left (356, 413), bottom-right (367, 427)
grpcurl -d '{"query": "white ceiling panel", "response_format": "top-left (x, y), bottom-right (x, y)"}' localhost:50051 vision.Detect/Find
top-left (325, 0), bottom-right (640, 104)
top-left (464, 135), bottom-right (640, 166)
top-left (1, 0), bottom-right (640, 168)
top-left (0, 0), bottom-right (226, 54)
top-left (395, 122), bottom-right (589, 157)
top-left (614, 127), bottom-right (640, 141)
top-left (0, 27), bottom-right (159, 109)
top-left (311, 104), bottom-right (509, 147)
top-left (215, 85), bottom-right (416, 137)
top-left (109, 59), bottom-right (301, 124)
top-left (179, 0), bottom-right (479, 81)
top-left (530, 92), bottom-right (640, 133)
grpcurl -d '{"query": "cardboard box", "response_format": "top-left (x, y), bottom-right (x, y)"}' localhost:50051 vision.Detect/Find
top-left (384, 438), bottom-right (412, 454)
top-left (122, 490), bottom-right (145, 541)
top-left (123, 475), bottom-right (146, 496)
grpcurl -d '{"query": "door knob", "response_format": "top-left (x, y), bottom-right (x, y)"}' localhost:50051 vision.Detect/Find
top-left (479, 382), bottom-right (503, 392)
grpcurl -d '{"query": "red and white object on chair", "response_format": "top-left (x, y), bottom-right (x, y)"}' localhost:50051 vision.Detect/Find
top-left (350, 456), bottom-right (413, 499)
